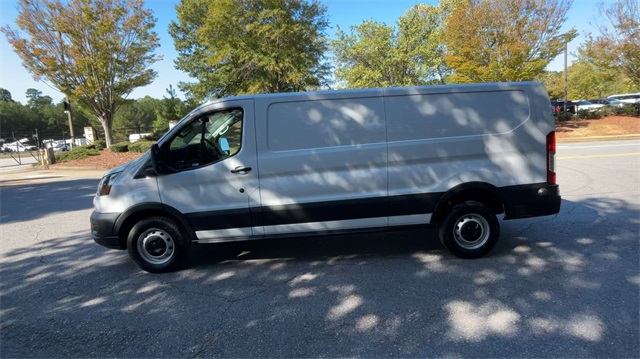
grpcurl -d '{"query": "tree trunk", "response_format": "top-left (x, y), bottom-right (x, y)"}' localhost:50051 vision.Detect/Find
top-left (99, 115), bottom-right (114, 148)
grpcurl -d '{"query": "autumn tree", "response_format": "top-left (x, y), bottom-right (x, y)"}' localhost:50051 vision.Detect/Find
top-left (170, 0), bottom-right (329, 101)
top-left (537, 71), bottom-right (563, 99)
top-left (2, 0), bottom-right (161, 147)
top-left (578, 0), bottom-right (640, 88)
top-left (443, 0), bottom-right (576, 83)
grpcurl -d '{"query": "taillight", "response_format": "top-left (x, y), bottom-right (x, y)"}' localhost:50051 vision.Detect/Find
top-left (546, 131), bottom-right (556, 185)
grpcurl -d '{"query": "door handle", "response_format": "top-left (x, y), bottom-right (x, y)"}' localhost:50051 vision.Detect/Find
top-left (230, 166), bottom-right (252, 174)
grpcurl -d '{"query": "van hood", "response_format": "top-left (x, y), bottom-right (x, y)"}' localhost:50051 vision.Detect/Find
top-left (103, 151), bottom-right (150, 177)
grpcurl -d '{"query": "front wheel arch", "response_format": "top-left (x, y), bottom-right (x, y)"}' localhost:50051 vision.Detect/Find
top-left (116, 204), bottom-right (196, 249)
top-left (127, 216), bottom-right (191, 273)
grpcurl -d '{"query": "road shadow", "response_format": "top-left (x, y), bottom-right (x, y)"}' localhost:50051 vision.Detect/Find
top-left (0, 179), bottom-right (98, 224)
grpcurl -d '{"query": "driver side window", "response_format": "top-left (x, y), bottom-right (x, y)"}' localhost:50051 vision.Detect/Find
top-left (166, 108), bottom-right (243, 171)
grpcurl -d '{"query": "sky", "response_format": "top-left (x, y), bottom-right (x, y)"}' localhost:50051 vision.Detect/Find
top-left (1, 0), bottom-right (607, 104)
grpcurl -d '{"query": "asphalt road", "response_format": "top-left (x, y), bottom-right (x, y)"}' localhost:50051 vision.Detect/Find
top-left (1, 140), bottom-right (638, 358)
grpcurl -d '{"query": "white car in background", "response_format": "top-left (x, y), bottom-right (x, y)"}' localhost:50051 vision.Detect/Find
top-left (607, 93), bottom-right (640, 104)
top-left (588, 98), bottom-right (625, 108)
top-left (575, 100), bottom-right (605, 112)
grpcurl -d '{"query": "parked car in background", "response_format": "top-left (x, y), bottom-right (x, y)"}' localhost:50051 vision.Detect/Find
top-left (575, 100), bottom-right (605, 112)
top-left (551, 100), bottom-right (576, 114)
top-left (2, 141), bottom-right (37, 152)
top-left (588, 98), bottom-right (625, 107)
top-left (607, 93), bottom-right (640, 104)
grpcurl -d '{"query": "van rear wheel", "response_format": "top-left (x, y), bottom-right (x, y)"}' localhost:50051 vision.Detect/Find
top-left (438, 201), bottom-right (499, 258)
top-left (127, 217), bottom-right (191, 273)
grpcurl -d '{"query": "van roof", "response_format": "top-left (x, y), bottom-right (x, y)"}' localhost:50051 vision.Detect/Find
top-left (198, 81), bottom-right (544, 106)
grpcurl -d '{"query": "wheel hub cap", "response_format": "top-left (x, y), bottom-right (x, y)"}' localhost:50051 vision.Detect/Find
top-left (453, 214), bottom-right (490, 250)
top-left (138, 229), bottom-right (175, 265)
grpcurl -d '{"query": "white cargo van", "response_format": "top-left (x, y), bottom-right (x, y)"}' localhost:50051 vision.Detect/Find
top-left (91, 82), bottom-right (561, 272)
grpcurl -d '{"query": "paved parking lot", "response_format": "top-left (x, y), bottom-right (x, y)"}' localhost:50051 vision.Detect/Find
top-left (0, 141), bottom-right (638, 358)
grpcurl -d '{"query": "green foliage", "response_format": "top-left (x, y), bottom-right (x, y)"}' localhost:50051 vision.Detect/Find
top-left (444, 0), bottom-right (576, 83)
top-left (578, 0), bottom-right (640, 88)
top-left (128, 141), bottom-right (155, 153)
top-left (93, 139), bottom-right (107, 150)
top-left (606, 104), bottom-right (640, 117)
top-left (576, 109), bottom-right (603, 120)
top-left (55, 146), bottom-right (100, 162)
top-left (555, 111), bottom-right (574, 122)
top-left (25, 88), bottom-right (53, 108)
top-left (2, 0), bottom-right (162, 147)
top-left (0, 88), bottom-right (12, 102)
top-left (153, 85), bottom-right (188, 133)
top-left (331, 3), bottom-right (447, 88)
top-left (109, 142), bottom-right (129, 153)
top-left (537, 71), bottom-right (564, 100)
top-left (170, 0), bottom-right (330, 100)
top-left (0, 100), bottom-right (39, 133)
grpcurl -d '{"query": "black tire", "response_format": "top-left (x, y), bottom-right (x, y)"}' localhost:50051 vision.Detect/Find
top-left (127, 217), bottom-right (191, 273)
top-left (438, 201), bottom-right (500, 259)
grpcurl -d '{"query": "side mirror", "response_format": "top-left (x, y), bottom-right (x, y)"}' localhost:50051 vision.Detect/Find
top-left (219, 137), bottom-right (230, 155)
top-left (149, 143), bottom-right (166, 174)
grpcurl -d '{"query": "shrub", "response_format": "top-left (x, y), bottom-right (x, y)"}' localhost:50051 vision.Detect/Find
top-left (576, 109), bottom-right (603, 120)
top-left (109, 142), bottom-right (129, 153)
top-left (607, 104), bottom-right (640, 117)
top-left (93, 139), bottom-right (107, 150)
top-left (55, 147), bottom-right (100, 162)
top-left (555, 111), bottom-right (574, 122)
top-left (128, 141), bottom-right (155, 153)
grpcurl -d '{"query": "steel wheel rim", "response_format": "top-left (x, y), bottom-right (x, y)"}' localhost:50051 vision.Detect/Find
top-left (453, 214), bottom-right (490, 250)
top-left (137, 228), bottom-right (175, 265)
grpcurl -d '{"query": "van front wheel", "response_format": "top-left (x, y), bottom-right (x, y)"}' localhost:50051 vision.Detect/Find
top-left (438, 201), bottom-right (499, 259)
top-left (127, 217), bottom-right (190, 273)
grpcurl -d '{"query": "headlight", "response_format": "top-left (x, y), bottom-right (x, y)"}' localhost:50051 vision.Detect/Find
top-left (97, 172), bottom-right (121, 196)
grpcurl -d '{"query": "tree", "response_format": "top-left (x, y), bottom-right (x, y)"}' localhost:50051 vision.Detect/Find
top-left (153, 85), bottom-right (188, 134)
top-left (113, 96), bottom-right (159, 137)
top-left (2, 0), bottom-right (161, 147)
top-left (578, 0), bottom-right (640, 88)
top-left (0, 101), bottom-right (38, 135)
top-left (0, 88), bottom-right (13, 102)
top-left (331, 2), bottom-right (462, 89)
top-left (537, 71), bottom-right (564, 99)
top-left (443, 0), bottom-right (576, 83)
top-left (170, 0), bottom-right (330, 101)
top-left (25, 88), bottom-right (53, 109)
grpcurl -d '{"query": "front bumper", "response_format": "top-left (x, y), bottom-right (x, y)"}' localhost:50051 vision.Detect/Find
top-left (90, 211), bottom-right (124, 249)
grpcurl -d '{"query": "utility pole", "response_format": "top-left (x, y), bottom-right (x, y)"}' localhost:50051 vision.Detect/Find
top-left (563, 42), bottom-right (568, 112)
top-left (64, 97), bottom-right (75, 149)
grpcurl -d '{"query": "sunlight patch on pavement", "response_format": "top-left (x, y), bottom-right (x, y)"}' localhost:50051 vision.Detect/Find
top-left (445, 300), bottom-right (521, 342)
top-left (327, 294), bottom-right (363, 320)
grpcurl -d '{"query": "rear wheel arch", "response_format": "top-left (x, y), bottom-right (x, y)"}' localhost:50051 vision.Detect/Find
top-left (431, 182), bottom-right (510, 225)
